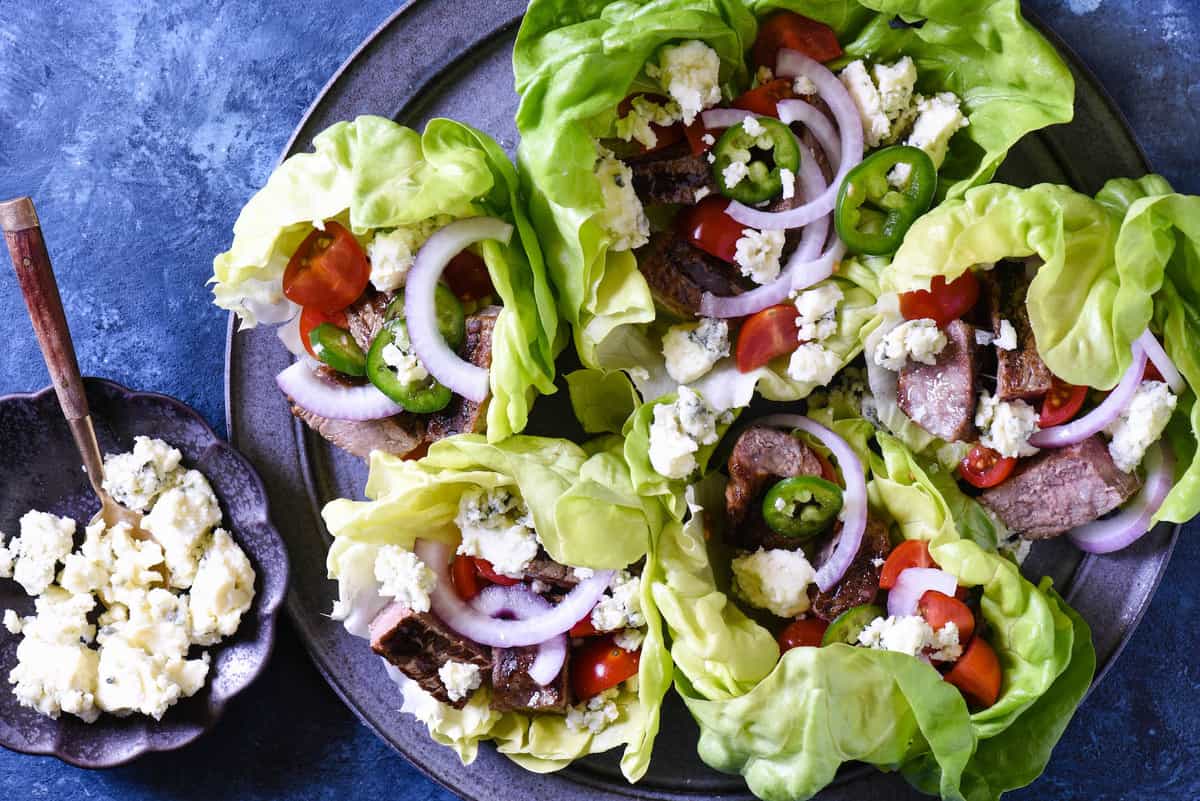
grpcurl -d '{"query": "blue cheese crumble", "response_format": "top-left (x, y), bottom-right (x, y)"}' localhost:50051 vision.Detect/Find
top-left (647, 40), bottom-right (722, 125)
top-left (647, 387), bottom-right (721, 479)
top-left (733, 228), bottom-right (786, 285)
top-left (455, 487), bottom-right (540, 578)
top-left (1106, 380), bottom-right (1177, 473)
top-left (976, 391), bottom-right (1040, 458)
top-left (662, 317), bottom-right (730, 385)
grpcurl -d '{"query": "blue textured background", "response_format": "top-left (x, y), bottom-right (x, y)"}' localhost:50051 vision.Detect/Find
top-left (0, 1), bottom-right (1197, 799)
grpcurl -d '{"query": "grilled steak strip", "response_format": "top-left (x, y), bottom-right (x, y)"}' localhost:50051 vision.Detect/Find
top-left (725, 426), bottom-right (826, 551)
top-left (291, 406), bottom-right (426, 459)
top-left (490, 646), bottom-right (571, 714)
top-left (345, 289), bottom-right (392, 353)
top-left (979, 263), bottom-right (1054, 401)
top-left (898, 319), bottom-right (979, 442)
top-left (979, 435), bottom-right (1141, 539)
top-left (810, 518), bottom-right (891, 622)
top-left (627, 142), bottom-right (717, 206)
top-left (426, 306), bottom-right (500, 441)
top-left (523, 552), bottom-right (581, 590)
top-left (637, 232), bottom-right (751, 320)
top-left (369, 602), bottom-right (492, 708)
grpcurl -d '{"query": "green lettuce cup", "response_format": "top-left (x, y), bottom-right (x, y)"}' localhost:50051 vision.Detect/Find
top-left (321, 434), bottom-right (673, 781)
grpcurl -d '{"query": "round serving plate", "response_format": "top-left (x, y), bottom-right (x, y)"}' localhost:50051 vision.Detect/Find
top-left (225, 3), bottom-right (1176, 799)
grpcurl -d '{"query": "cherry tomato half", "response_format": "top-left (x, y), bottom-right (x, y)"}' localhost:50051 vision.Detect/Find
top-left (680, 195), bottom-right (745, 263)
top-left (731, 79), bottom-right (797, 118)
top-left (1039, 377), bottom-right (1088, 427)
top-left (617, 94), bottom-right (686, 154)
top-left (944, 636), bottom-right (1002, 709)
top-left (899, 272), bottom-right (980, 328)
top-left (442, 250), bottom-right (495, 302)
top-left (736, 304), bottom-right (801, 373)
top-left (684, 119), bottom-right (717, 155)
top-left (451, 554), bottom-right (482, 601)
top-left (918, 590), bottom-right (976, 643)
top-left (1144, 361), bottom-right (1165, 383)
top-left (569, 614), bottom-right (600, 638)
top-left (283, 221), bottom-right (371, 313)
top-left (752, 11), bottom-right (843, 69)
top-left (572, 635), bottom-right (641, 700)
top-left (778, 617), bottom-right (829, 652)
top-left (298, 306), bottom-right (349, 360)
top-left (879, 540), bottom-right (935, 590)
top-left (959, 444), bottom-right (1017, 490)
top-left (472, 558), bottom-right (521, 587)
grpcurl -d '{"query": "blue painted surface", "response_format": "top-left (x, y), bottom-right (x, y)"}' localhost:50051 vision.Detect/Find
top-left (0, 1), bottom-right (1196, 799)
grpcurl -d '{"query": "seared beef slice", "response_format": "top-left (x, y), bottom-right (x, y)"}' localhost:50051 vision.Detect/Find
top-left (898, 319), bottom-right (978, 442)
top-left (810, 518), bottom-right (890, 622)
top-left (426, 306), bottom-right (500, 441)
top-left (490, 646), bottom-right (570, 714)
top-left (345, 290), bottom-right (392, 352)
top-left (637, 232), bottom-right (750, 319)
top-left (979, 264), bottom-right (1054, 401)
top-left (979, 435), bottom-right (1142, 539)
top-left (725, 426), bottom-right (826, 550)
top-left (369, 603), bottom-right (492, 708)
top-left (292, 406), bottom-right (426, 459)
top-left (628, 142), bottom-right (717, 206)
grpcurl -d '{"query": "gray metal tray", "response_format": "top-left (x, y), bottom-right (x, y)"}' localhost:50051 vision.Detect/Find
top-left (225, 2), bottom-right (1176, 798)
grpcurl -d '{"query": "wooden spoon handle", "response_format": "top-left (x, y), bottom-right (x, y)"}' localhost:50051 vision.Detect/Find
top-left (2, 197), bottom-right (90, 421)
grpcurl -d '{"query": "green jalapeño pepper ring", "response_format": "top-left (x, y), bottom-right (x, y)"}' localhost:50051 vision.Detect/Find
top-left (821, 604), bottom-right (885, 646)
top-left (385, 283), bottom-right (466, 351)
top-left (761, 475), bottom-right (844, 540)
top-left (834, 145), bottom-right (936, 256)
top-left (713, 117), bottom-right (801, 205)
top-left (309, 323), bottom-right (367, 376)
top-left (366, 318), bottom-right (453, 413)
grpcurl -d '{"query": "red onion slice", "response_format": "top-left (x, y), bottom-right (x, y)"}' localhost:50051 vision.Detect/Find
top-left (406, 217), bottom-right (513, 403)
top-left (699, 108), bottom-right (756, 130)
top-left (1070, 443), bottom-right (1174, 554)
top-left (776, 99), bottom-right (841, 171)
top-left (887, 567), bottom-right (958, 618)
top-left (790, 239), bottom-right (845, 293)
top-left (757, 415), bottom-right (867, 591)
top-left (1030, 342), bottom-right (1147, 448)
top-left (721, 50), bottom-right (863, 230)
top-left (471, 584), bottom-right (567, 686)
top-left (415, 539), bottom-right (613, 648)
top-left (276, 361), bottom-right (404, 420)
top-left (1137, 329), bottom-right (1185, 393)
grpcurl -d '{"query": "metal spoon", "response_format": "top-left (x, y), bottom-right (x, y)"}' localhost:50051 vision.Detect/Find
top-left (1, 196), bottom-right (150, 538)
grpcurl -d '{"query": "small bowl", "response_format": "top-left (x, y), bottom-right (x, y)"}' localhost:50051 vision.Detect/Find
top-left (0, 378), bottom-right (288, 768)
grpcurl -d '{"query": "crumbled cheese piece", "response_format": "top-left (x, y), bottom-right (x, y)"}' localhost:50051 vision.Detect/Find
top-left (975, 329), bottom-right (995, 346)
top-left (595, 146), bottom-right (649, 251)
top-left (565, 686), bottom-right (621, 733)
top-left (647, 387), bottom-right (720, 479)
top-left (366, 217), bottom-right (449, 292)
top-left (649, 40), bottom-right (722, 125)
top-left (142, 469), bottom-right (223, 589)
top-left (693, 186), bottom-right (711, 201)
top-left (872, 57), bottom-right (918, 123)
top-left (857, 615), bottom-right (934, 657)
top-left (438, 660), bottom-right (483, 703)
top-left (614, 628), bottom-right (646, 652)
top-left (0, 543), bottom-right (11, 578)
top-left (616, 94), bottom-right (683, 150)
top-left (455, 487), bottom-right (540, 578)
top-left (873, 318), bottom-right (947, 371)
top-left (10, 590), bottom-right (100, 721)
top-left (793, 75), bottom-right (817, 96)
top-left (573, 567), bottom-right (596, 580)
top-left (700, 133), bottom-right (716, 146)
top-left (731, 548), bottom-right (816, 618)
top-left (3, 609), bottom-right (22, 635)
top-left (380, 324), bottom-right (429, 386)
top-left (839, 60), bottom-right (889, 148)
top-left (903, 92), bottom-right (968, 170)
top-left (995, 319), bottom-right (1017, 351)
top-left (1106, 380), bottom-right (1177, 472)
top-left (706, 152), bottom-right (716, 164)
top-left (662, 318), bottom-right (730, 384)
top-left (871, 557), bottom-right (886, 568)
top-left (733, 228), bottom-right (786, 285)
top-left (779, 167), bottom-right (796, 200)
top-left (101, 436), bottom-right (183, 512)
top-left (976, 391), bottom-right (1040, 459)
top-left (189, 528), bottom-right (257, 645)
top-left (373, 546), bottom-right (437, 612)
top-left (592, 570), bottom-right (645, 632)
top-left (928, 621), bottom-right (963, 662)
top-left (9, 511), bottom-right (76, 597)
top-left (722, 160), bottom-right (750, 190)
top-left (787, 342), bottom-right (841, 385)
top-left (794, 283), bottom-right (844, 342)
top-left (742, 116), bottom-right (766, 138)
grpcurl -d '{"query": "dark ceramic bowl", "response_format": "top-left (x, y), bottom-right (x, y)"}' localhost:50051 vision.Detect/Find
top-left (0, 378), bottom-right (288, 768)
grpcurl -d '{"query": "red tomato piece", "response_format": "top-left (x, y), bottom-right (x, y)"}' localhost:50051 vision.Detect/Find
top-left (1144, 361), bottom-right (1165, 383)
top-left (472, 558), bottom-right (520, 587)
top-left (684, 119), bottom-right (717, 155)
top-left (572, 635), bottom-right (641, 699)
top-left (680, 195), bottom-right (745, 263)
top-left (298, 306), bottom-right (349, 359)
top-left (959, 444), bottom-right (1017, 490)
top-left (1039, 377), bottom-right (1088, 427)
top-left (731, 79), bottom-right (797, 118)
top-left (918, 590), bottom-right (976, 643)
top-left (752, 11), bottom-right (843, 68)
top-left (879, 540), bottom-right (935, 590)
top-left (944, 636), bottom-right (1002, 708)
top-left (898, 272), bottom-right (981, 328)
top-left (735, 304), bottom-right (802, 373)
top-left (778, 618), bottom-right (829, 652)
top-left (451, 555), bottom-right (482, 601)
top-left (283, 221), bottom-right (371, 312)
top-left (813, 449), bottom-right (840, 486)
top-left (569, 613), bottom-right (600, 638)
top-left (441, 251), bottom-right (495, 302)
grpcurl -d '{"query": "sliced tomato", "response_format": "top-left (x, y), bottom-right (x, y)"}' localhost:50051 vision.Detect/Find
top-left (617, 93), bottom-right (685, 154)
top-left (572, 635), bottom-right (641, 699)
top-left (959, 444), bottom-right (1017, 489)
top-left (879, 540), bottom-right (934, 590)
top-left (813, 449), bottom-right (840, 486)
top-left (680, 195), bottom-right (745, 263)
top-left (944, 636), bottom-right (1002, 708)
top-left (684, 119), bottom-right (717, 155)
top-left (735, 304), bottom-right (801, 373)
top-left (283, 221), bottom-right (371, 312)
top-left (898, 272), bottom-right (980, 328)
top-left (731, 79), bottom-right (797, 118)
top-left (1039, 377), bottom-right (1088, 427)
top-left (778, 617), bottom-right (829, 652)
top-left (570, 612), bottom-right (600, 638)
top-left (752, 11), bottom-right (843, 68)
top-left (918, 590), bottom-right (975, 643)
top-left (298, 306), bottom-right (349, 359)
top-left (1144, 361), bottom-right (1165, 383)
top-left (442, 250), bottom-right (495, 302)
top-left (451, 555), bottom-right (482, 601)
top-left (472, 558), bottom-right (520, 587)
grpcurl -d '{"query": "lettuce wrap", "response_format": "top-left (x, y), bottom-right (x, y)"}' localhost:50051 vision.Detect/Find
top-left (321, 434), bottom-right (673, 781)
top-left (881, 177), bottom-right (1200, 526)
top-left (211, 115), bottom-right (561, 442)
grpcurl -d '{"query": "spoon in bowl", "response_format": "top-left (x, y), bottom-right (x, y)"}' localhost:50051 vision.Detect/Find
top-left (2, 196), bottom-right (151, 539)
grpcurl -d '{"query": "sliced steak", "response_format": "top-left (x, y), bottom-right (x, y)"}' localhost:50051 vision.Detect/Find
top-left (627, 141), bottom-right (717, 206)
top-left (979, 435), bottom-right (1141, 539)
top-left (345, 290), bottom-right (392, 353)
top-left (725, 426), bottom-right (826, 550)
top-left (810, 517), bottom-right (891, 622)
top-left (426, 306), bottom-right (500, 441)
top-left (979, 263), bottom-right (1054, 401)
top-left (637, 232), bottom-right (751, 319)
top-left (369, 602), bottom-right (492, 708)
top-left (489, 646), bottom-right (570, 714)
top-left (522, 552), bottom-right (580, 591)
top-left (898, 319), bottom-right (979, 442)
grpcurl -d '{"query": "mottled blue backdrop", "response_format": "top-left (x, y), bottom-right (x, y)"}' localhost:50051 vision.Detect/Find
top-left (0, 1), bottom-right (1197, 800)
